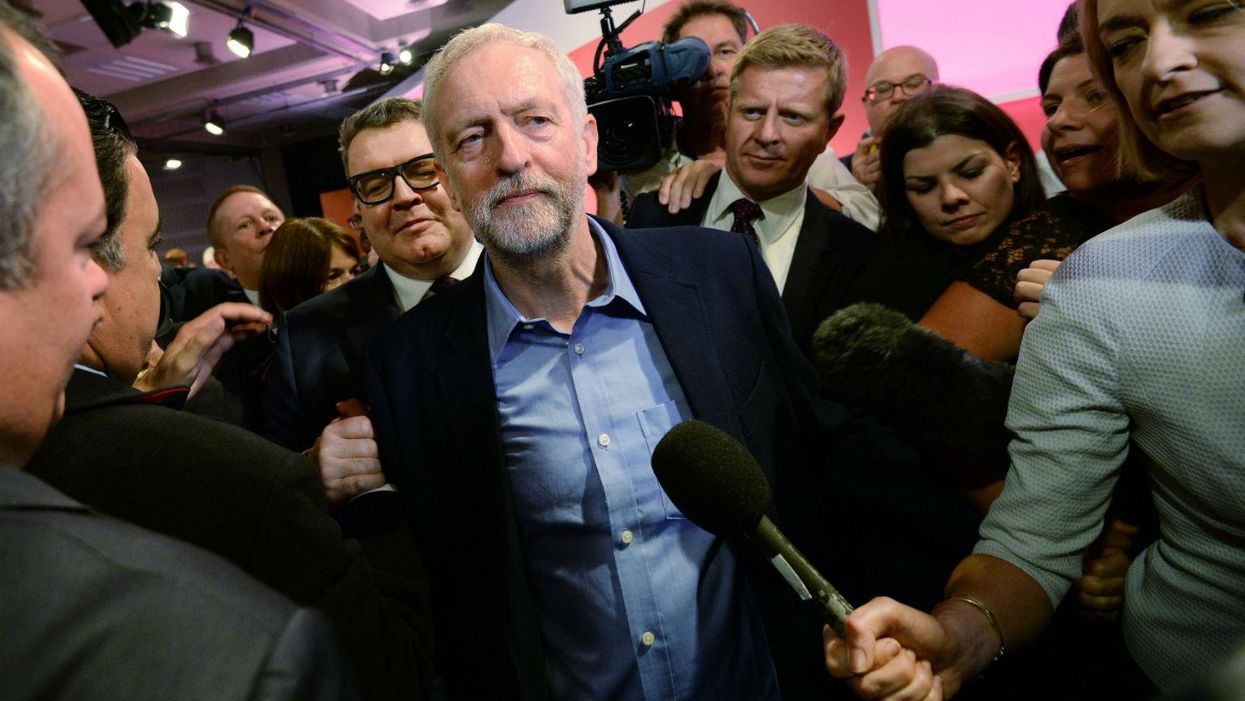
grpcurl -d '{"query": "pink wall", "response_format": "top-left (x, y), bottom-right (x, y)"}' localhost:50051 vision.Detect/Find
top-left (567, 1), bottom-right (876, 158)
top-left (564, 0), bottom-right (1068, 155)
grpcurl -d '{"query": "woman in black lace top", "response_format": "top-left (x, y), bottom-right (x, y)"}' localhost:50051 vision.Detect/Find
top-left (921, 34), bottom-right (1187, 362)
top-left (845, 87), bottom-right (1045, 323)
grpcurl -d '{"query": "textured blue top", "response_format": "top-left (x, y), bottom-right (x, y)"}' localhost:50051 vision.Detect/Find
top-left (977, 188), bottom-right (1245, 690)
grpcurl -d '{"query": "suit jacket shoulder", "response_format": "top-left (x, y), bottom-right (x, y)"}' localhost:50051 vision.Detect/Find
top-left (265, 264), bottom-right (400, 450)
top-left (0, 468), bottom-right (357, 701)
top-left (27, 370), bottom-right (434, 701)
top-left (625, 172), bottom-right (719, 229)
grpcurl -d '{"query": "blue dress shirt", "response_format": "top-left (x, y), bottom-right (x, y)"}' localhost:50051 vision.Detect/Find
top-left (484, 220), bottom-right (780, 700)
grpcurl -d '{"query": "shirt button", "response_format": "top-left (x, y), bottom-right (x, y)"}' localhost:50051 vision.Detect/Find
top-left (620, 529), bottom-right (633, 546)
top-left (640, 631), bottom-right (656, 647)
top-left (597, 433), bottom-right (610, 448)
top-left (522, 323), bottom-right (534, 331)
top-left (573, 342), bottom-right (585, 355)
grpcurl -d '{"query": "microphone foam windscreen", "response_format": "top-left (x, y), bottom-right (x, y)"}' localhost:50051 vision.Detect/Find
top-left (650, 419), bottom-right (773, 537)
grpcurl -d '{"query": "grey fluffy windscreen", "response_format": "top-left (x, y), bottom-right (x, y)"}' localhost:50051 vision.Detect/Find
top-left (650, 419), bottom-right (772, 537)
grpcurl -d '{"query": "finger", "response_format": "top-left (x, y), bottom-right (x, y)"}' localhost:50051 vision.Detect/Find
top-left (323, 439), bottom-right (381, 465)
top-left (1077, 593), bottom-right (1123, 612)
top-left (824, 626), bottom-right (854, 678)
top-left (1014, 280), bottom-right (1044, 302)
top-left (208, 302), bottom-right (273, 325)
top-left (1016, 267), bottom-right (1054, 285)
top-left (1018, 302), bottom-right (1040, 320)
top-left (323, 415), bottom-right (375, 441)
top-left (658, 174), bottom-right (674, 206)
top-left (328, 473), bottom-right (387, 501)
top-left (1032, 258), bottom-right (1062, 272)
top-left (320, 453), bottom-right (382, 481)
top-left (853, 648), bottom-right (928, 701)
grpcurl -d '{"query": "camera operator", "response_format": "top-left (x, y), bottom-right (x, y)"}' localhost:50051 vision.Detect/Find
top-left (595, 1), bottom-right (879, 229)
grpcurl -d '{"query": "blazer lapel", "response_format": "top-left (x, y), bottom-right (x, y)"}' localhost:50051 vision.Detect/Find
top-left (781, 193), bottom-right (843, 345)
top-left (340, 265), bottom-right (402, 394)
top-left (606, 219), bottom-right (744, 438)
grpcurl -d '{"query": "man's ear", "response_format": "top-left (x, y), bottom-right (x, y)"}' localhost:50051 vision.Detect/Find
top-left (434, 162), bottom-right (462, 213)
top-left (1004, 141), bottom-right (1022, 184)
top-left (582, 112), bottom-right (599, 179)
top-left (826, 113), bottom-right (846, 142)
top-left (213, 247), bottom-right (233, 273)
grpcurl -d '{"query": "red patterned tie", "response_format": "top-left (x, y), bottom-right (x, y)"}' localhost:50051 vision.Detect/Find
top-left (431, 275), bottom-right (459, 293)
top-left (729, 198), bottom-right (763, 247)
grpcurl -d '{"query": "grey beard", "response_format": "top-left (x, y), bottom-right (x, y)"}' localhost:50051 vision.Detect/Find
top-left (462, 169), bottom-right (583, 264)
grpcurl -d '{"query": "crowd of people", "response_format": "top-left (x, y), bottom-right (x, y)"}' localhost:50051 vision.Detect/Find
top-left (1, 0), bottom-right (1242, 699)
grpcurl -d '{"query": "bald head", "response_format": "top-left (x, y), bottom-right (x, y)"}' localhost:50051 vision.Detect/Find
top-left (862, 45), bottom-right (939, 133)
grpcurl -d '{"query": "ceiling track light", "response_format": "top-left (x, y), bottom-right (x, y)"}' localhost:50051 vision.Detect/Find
top-left (129, 1), bottom-right (189, 38)
top-left (378, 51), bottom-right (396, 75)
top-left (397, 44), bottom-right (413, 65)
top-left (203, 111), bottom-right (226, 136)
top-left (227, 20), bottom-right (254, 58)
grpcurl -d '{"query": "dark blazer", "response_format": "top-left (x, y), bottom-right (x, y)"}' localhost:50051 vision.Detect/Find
top-left (0, 467), bottom-right (357, 701)
top-left (26, 369), bottom-right (433, 701)
top-left (162, 266), bottom-right (250, 323)
top-left (627, 172), bottom-right (879, 355)
top-left (265, 263), bottom-right (401, 452)
top-left (366, 218), bottom-right (973, 700)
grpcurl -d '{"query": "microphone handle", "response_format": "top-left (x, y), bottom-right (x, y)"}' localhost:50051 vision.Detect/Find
top-left (749, 516), bottom-right (855, 635)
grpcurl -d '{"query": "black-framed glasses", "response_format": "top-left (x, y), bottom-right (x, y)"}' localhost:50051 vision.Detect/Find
top-left (863, 73), bottom-right (932, 104)
top-left (348, 153), bottom-right (439, 205)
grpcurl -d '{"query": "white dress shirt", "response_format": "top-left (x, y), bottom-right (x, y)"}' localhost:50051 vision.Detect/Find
top-left (703, 175), bottom-right (806, 293)
top-left (384, 240), bottom-right (483, 312)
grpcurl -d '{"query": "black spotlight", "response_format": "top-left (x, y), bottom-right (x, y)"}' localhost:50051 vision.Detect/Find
top-left (227, 21), bottom-right (253, 58)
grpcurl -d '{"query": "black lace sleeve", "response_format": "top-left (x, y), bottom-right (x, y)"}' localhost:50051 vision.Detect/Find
top-left (963, 195), bottom-right (1112, 308)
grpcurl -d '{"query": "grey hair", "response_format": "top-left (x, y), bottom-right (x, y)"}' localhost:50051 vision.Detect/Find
top-left (422, 23), bottom-right (587, 161)
top-left (0, 8), bottom-right (61, 290)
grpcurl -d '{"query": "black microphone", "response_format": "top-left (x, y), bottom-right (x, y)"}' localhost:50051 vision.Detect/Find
top-left (812, 303), bottom-right (1015, 484)
top-left (651, 419), bottom-right (854, 634)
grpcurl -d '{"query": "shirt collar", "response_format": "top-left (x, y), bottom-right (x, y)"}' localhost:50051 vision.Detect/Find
top-left (484, 218), bottom-right (646, 363)
top-left (73, 363), bottom-right (108, 378)
top-left (384, 240), bottom-right (485, 312)
top-left (710, 173), bottom-right (808, 246)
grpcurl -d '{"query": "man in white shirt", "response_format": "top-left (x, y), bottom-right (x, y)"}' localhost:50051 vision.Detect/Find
top-left (264, 97), bottom-right (481, 506)
top-left (628, 23), bottom-right (878, 355)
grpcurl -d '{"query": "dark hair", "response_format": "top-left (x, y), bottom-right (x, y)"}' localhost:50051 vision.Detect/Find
top-left (1038, 32), bottom-right (1084, 96)
top-left (876, 86), bottom-right (1044, 242)
top-left (338, 97), bottom-right (423, 175)
top-left (76, 89), bottom-right (137, 272)
top-left (207, 184), bottom-right (270, 250)
top-left (1057, 2), bottom-right (1080, 41)
top-left (258, 217), bottom-right (360, 314)
top-left (0, 2), bottom-right (61, 289)
top-left (661, 0), bottom-right (749, 45)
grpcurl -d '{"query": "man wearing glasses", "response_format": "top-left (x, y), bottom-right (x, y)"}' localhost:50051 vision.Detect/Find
top-left (847, 45), bottom-right (939, 190)
top-left (264, 97), bottom-right (480, 508)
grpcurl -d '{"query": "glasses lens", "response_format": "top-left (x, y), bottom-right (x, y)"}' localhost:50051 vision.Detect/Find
top-left (354, 172), bottom-right (393, 204)
top-left (902, 75), bottom-right (930, 93)
top-left (400, 157), bottom-right (438, 190)
top-left (868, 81), bottom-right (895, 103)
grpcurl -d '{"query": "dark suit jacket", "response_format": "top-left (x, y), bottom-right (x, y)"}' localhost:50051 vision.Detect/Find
top-left (265, 264), bottom-right (401, 452)
top-left (163, 266), bottom-right (250, 323)
top-left (366, 218), bottom-right (974, 700)
top-left (0, 467), bottom-right (357, 701)
top-left (26, 369), bottom-right (433, 701)
top-left (627, 172), bottom-right (879, 355)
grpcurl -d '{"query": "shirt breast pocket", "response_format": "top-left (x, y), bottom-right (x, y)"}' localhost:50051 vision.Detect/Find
top-left (638, 399), bottom-right (690, 520)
